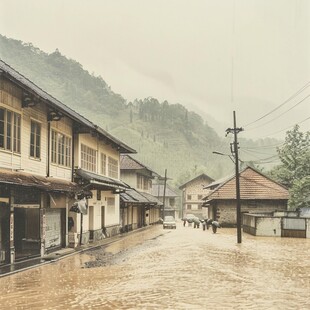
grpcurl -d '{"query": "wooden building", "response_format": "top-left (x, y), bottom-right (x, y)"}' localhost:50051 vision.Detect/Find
top-left (203, 166), bottom-right (289, 227)
top-left (120, 155), bottom-right (162, 231)
top-left (0, 60), bottom-right (135, 265)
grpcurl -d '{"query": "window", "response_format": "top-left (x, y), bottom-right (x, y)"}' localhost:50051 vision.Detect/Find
top-left (81, 144), bottom-right (97, 172)
top-left (30, 121), bottom-right (41, 159)
top-left (137, 175), bottom-right (143, 189)
top-left (100, 153), bottom-right (106, 175)
top-left (187, 204), bottom-right (192, 210)
top-left (137, 174), bottom-right (149, 190)
top-left (198, 195), bottom-right (203, 200)
top-left (107, 197), bottom-right (115, 214)
top-left (97, 190), bottom-right (101, 201)
top-left (187, 195), bottom-right (192, 200)
top-left (198, 204), bottom-right (202, 210)
top-left (0, 107), bottom-right (21, 153)
top-left (51, 130), bottom-right (72, 167)
top-left (169, 198), bottom-right (175, 207)
top-left (108, 156), bottom-right (118, 179)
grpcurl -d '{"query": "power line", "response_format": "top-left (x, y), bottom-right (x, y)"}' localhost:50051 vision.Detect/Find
top-left (244, 81), bottom-right (310, 127)
top-left (262, 115), bottom-right (310, 138)
top-left (246, 93), bottom-right (310, 131)
top-left (241, 142), bottom-right (284, 150)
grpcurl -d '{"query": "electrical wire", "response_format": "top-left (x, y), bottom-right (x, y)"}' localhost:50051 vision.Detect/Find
top-left (244, 81), bottom-right (310, 128)
top-left (262, 115), bottom-right (310, 138)
top-left (246, 93), bottom-right (310, 131)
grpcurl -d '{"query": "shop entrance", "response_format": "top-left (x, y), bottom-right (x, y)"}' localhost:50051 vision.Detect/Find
top-left (14, 207), bottom-right (40, 260)
top-left (0, 202), bottom-right (10, 265)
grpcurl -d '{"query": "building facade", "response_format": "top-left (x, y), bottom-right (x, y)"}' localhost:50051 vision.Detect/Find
top-left (179, 174), bottom-right (214, 219)
top-left (0, 60), bottom-right (135, 265)
top-left (120, 155), bottom-right (161, 231)
top-left (203, 166), bottom-right (289, 227)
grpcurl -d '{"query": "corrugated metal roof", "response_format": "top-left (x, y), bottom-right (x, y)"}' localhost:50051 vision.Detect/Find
top-left (205, 166), bottom-right (289, 201)
top-left (120, 189), bottom-right (162, 205)
top-left (0, 168), bottom-right (77, 192)
top-left (0, 60), bottom-right (135, 154)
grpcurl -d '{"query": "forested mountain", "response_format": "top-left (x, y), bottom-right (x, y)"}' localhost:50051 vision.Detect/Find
top-left (0, 35), bottom-right (279, 187)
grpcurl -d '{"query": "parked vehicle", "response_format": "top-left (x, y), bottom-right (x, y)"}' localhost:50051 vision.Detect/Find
top-left (163, 216), bottom-right (177, 229)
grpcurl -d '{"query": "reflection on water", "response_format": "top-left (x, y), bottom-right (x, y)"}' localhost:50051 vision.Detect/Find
top-left (1, 224), bottom-right (310, 309)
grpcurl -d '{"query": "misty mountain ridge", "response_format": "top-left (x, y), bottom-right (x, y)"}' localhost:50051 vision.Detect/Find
top-left (0, 34), bottom-right (281, 186)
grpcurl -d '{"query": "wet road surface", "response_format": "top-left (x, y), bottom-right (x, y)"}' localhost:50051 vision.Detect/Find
top-left (1, 223), bottom-right (310, 309)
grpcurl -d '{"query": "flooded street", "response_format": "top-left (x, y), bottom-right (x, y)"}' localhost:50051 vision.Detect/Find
top-left (1, 223), bottom-right (310, 309)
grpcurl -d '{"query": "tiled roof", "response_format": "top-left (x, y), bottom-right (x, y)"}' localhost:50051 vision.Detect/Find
top-left (179, 173), bottom-right (214, 189)
top-left (120, 155), bottom-right (145, 170)
top-left (0, 168), bottom-right (77, 192)
top-left (120, 155), bottom-right (160, 176)
top-left (0, 60), bottom-right (135, 154)
top-left (151, 184), bottom-right (178, 197)
top-left (205, 166), bottom-right (289, 200)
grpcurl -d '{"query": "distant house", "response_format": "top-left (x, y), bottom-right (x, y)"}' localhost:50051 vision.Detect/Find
top-left (179, 173), bottom-right (214, 219)
top-left (120, 155), bottom-right (162, 230)
top-left (151, 184), bottom-right (179, 219)
top-left (203, 166), bottom-right (289, 227)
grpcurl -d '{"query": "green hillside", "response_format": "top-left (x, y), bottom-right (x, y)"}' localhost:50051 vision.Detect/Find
top-left (0, 35), bottom-right (279, 187)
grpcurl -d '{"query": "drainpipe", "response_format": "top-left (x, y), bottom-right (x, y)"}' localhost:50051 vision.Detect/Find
top-left (47, 122), bottom-right (50, 177)
top-left (71, 127), bottom-right (75, 182)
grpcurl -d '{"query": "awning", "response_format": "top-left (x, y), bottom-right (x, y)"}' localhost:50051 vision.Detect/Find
top-left (75, 168), bottom-right (129, 191)
top-left (0, 168), bottom-right (78, 193)
top-left (120, 189), bottom-right (163, 206)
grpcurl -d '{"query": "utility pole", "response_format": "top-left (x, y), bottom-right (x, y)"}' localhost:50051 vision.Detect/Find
top-left (226, 111), bottom-right (243, 243)
top-left (162, 169), bottom-right (167, 220)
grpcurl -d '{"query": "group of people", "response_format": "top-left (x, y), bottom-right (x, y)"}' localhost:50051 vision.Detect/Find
top-left (182, 217), bottom-right (220, 233)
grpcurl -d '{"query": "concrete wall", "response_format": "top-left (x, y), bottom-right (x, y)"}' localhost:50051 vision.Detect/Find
top-left (211, 200), bottom-right (287, 227)
top-left (243, 213), bottom-right (310, 238)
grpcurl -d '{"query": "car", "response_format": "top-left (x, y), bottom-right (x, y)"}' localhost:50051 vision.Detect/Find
top-left (163, 216), bottom-right (177, 229)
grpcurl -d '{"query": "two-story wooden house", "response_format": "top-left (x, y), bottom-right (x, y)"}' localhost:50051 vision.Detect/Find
top-left (151, 184), bottom-right (180, 219)
top-left (179, 173), bottom-right (214, 219)
top-left (0, 60), bottom-right (135, 265)
top-left (120, 155), bottom-right (162, 231)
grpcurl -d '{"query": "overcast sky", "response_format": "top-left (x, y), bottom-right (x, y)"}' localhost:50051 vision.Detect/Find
top-left (0, 0), bottom-right (309, 139)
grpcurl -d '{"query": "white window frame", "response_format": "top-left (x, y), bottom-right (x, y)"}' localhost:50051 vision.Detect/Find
top-left (30, 120), bottom-right (41, 159)
top-left (0, 107), bottom-right (21, 153)
top-left (81, 144), bottom-right (97, 172)
top-left (51, 129), bottom-right (72, 168)
top-left (108, 156), bottom-right (118, 179)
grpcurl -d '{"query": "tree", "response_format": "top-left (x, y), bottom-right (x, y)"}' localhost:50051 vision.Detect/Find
top-left (270, 125), bottom-right (310, 209)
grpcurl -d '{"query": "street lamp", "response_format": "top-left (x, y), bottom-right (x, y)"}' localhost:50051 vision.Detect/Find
top-left (212, 151), bottom-right (235, 163)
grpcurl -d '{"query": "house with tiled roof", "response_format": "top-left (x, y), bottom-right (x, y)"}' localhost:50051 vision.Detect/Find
top-left (203, 166), bottom-right (289, 226)
top-left (151, 184), bottom-right (180, 219)
top-left (120, 155), bottom-right (162, 230)
top-left (179, 173), bottom-right (214, 219)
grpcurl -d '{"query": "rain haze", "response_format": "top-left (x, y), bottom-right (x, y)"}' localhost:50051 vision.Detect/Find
top-left (1, 0), bottom-right (309, 139)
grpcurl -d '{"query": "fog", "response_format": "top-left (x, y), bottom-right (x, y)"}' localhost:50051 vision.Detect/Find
top-left (0, 0), bottom-right (309, 139)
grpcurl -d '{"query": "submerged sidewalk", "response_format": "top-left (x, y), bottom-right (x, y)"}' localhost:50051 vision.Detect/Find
top-left (0, 225), bottom-right (152, 278)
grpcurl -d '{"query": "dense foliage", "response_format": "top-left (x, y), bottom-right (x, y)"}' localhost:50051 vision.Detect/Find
top-left (270, 125), bottom-right (310, 209)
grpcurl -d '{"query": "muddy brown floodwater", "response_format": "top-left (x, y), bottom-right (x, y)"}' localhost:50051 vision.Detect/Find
top-left (1, 223), bottom-right (310, 309)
